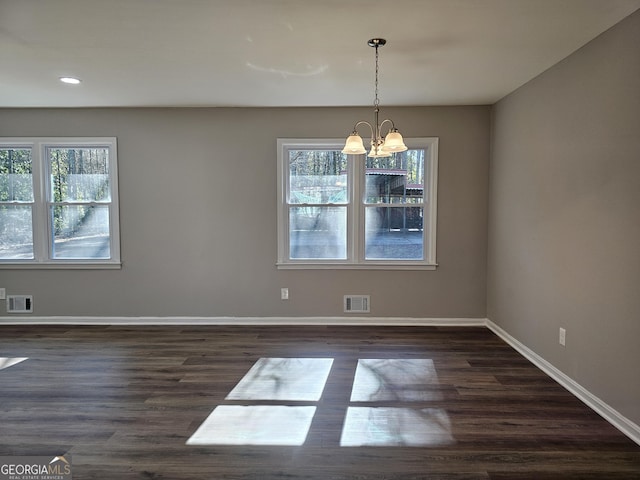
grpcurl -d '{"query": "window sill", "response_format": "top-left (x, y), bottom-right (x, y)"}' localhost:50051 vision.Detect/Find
top-left (0, 262), bottom-right (122, 270)
top-left (276, 262), bottom-right (437, 271)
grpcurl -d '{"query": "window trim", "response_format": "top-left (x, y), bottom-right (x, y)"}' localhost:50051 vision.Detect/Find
top-left (0, 137), bottom-right (121, 269)
top-left (277, 138), bottom-right (438, 270)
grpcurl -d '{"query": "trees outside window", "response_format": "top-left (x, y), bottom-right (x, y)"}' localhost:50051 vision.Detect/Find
top-left (0, 138), bottom-right (120, 267)
top-left (277, 138), bottom-right (438, 269)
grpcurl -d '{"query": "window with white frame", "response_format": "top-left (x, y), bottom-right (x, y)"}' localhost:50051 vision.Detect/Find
top-left (277, 138), bottom-right (438, 269)
top-left (0, 138), bottom-right (120, 267)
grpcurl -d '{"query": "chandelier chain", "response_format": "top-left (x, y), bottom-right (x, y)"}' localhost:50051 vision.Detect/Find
top-left (374, 43), bottom-right (380, 110)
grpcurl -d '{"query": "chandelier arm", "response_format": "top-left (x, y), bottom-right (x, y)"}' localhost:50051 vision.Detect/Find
top-left (352, 120), bottom-right (375, 138)
top-left (378, 118), bottom-right (397, 135)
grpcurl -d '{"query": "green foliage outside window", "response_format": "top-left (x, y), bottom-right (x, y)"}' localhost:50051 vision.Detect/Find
top-left (48, 147), bottom-right (110, 237)
top-left (0, 148), bottom-right (33, 202)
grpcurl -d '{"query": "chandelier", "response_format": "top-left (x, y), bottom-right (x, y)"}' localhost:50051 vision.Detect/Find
top-left (342, 38), bottom-right (407, 158)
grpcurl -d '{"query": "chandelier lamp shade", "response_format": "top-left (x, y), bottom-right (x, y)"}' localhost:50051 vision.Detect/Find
top-left (342, 38), bottom-right (408, 158)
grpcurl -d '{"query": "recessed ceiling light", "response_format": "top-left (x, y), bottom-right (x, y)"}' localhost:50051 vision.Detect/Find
top-left (59, 77), bottom-right (81, 85)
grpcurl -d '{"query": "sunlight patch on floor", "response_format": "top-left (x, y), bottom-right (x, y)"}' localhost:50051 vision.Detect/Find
top-left (186, 405), bottom-right (317, 446)
top-left (226, 357), bottom-right (334, 401)
top-left (350, 359), bottom-right (443, 402)
top-left (187, 357), bottom-right (456, 447)
top-left (0, 357), bottom-right (28, 370)
top-left (340, 407), bottom-right (455, 447)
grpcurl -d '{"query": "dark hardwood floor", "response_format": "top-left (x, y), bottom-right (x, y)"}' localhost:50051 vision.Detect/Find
top-left (0, 325), bottom-right (639, 479)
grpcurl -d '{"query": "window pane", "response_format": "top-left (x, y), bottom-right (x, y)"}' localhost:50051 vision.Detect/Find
top-left (51, 205), bottom-right (111, 259)
top-left (48, 147), bottom-right (111, 202)
top-left (365, 150), bottom-right (424, 204)
top-left (289, 206), bottom-right (346, 259)
top-left (289, 150), bottom-right (347, 204)
top-left (365, 206), bottom-right (423, 260)
top-left (0, 148), bottom-right (33, 202)
top-left (0, 205), bottom-right (34, 259)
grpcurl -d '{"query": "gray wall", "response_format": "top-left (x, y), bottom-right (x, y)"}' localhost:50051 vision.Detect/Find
top-left (1, 106), bottom-right (490, 318)
top-left (488, 10), bottom-right (640, 426)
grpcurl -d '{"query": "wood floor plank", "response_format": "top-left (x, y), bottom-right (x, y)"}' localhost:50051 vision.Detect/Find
top-left (0, 325), bottom-right (638, 479)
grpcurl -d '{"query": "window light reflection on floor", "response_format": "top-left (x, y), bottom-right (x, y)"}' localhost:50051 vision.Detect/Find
top-left (350, 359), bottom-right (443, 402)
top-left (186, 357), bottom-right (456, 447)
top-left (187, 358), bottom-right (333, 446)
top-left (0, 357), bottom-right (28, 370)
top-left (186, 405), bottom-right (317, 446)
top-left (226, 357), bottom-right (334, 401)
top-left (340, 407), bottom-right (455, 447)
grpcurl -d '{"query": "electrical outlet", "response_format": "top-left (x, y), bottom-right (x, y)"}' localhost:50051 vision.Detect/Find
top-left (0, 288), bottom-right (5, 300)
top-left (559, 327), bottom-right (566, 346)
top-left (281, 288), bottom-right (289, 300)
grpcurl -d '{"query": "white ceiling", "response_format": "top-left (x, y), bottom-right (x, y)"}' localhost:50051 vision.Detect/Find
top-left (1, 0), bottom-right (639, 108)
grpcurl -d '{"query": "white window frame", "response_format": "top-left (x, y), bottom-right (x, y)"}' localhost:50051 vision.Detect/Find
top-left (277, 138), bottom-right (438, 270)
top-left (0, 137), bottom-right (121, 269)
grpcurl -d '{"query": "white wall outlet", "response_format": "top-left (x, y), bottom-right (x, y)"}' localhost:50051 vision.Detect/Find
top-left (0, 288), bottom-right (5, 300)
top-left (281, 287), bottom-right (289, 300)
top-left (559, 327), bottom-right (566, 346)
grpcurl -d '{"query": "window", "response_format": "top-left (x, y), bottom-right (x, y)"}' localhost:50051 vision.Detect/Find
top-left (0, 138), bottom-right (120, 268)
top-left (277, 138), bottom-right (438, 269)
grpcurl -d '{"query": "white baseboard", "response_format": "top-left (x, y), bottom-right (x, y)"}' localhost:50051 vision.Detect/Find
top-left (0, 315), bottom-right (487, 326)
top-left (486, 319), bottom-right (640, 447)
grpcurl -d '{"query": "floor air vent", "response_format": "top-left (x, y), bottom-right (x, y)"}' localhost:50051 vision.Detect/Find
top-left (7, 295), bottom-right (33, 313)
top-left (344, 295), bottom-right (370, 313)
